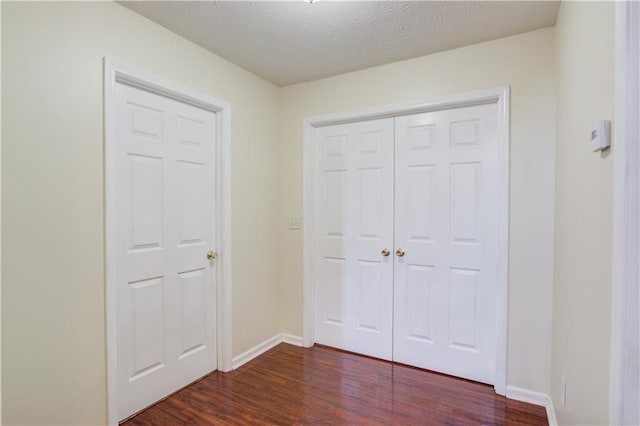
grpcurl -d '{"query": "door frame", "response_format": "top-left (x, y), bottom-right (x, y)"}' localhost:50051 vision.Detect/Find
top-left (610, 1), bottom-right (640, 424)
top-left (103, 58), bottom-right (233, 425)
top-left (302, 87), bottom-right (510, 395)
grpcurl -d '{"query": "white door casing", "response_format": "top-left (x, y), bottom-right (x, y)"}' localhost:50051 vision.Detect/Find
top-left (104, 59), bottom-right (233, 425)
top-left (303, 88), bottom-right (509, 394)
top-left (393, 104), bottom-right (498, 384)
top-left (314, 118), bottom-right (394, 360)
top-left (610, 2), bottom-right (640, 424)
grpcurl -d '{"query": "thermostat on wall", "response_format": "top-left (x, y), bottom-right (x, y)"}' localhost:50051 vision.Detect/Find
top-left (589, 120), bottom-right (611, 152)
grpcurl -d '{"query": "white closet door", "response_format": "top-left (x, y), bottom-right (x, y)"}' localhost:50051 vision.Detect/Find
top-left (393, 104), bottom-right (499, 384)
top-left (314, 118), bottom-right (394, 360)
top-left (114, 82), bottom-right (217, 420)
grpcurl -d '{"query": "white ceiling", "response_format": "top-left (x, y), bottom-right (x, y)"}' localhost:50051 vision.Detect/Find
top-left (119, 1), bottom-right (560, 87)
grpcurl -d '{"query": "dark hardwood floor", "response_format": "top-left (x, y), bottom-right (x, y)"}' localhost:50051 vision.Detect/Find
top-left (124, 343), bottom-right (548, 425)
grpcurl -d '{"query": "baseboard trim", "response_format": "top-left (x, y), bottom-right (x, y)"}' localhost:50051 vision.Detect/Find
top-left (506, 386), bottom-right (557, 426)
top-left (232, 334), bottom-right (281, 369)
top-left (546, 398), bottom-right (558, 426)
top-left (281, 333), bottom-right (304, 346)
top-left (231, 333), bottom-right (304, 369)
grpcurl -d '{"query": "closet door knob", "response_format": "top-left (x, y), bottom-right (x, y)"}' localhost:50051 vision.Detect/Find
top-left (395, 248), bottom-right (405, 257)
top-left (381, 248), bottom-right (391, 257)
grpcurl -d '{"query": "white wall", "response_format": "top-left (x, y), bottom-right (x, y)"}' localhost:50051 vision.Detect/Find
top-left (552, 2), bottom-right (615, 424)
top-left (279, 28), bottom-right (557, 394)
top-left (1, 2), bottom-right (281, 424)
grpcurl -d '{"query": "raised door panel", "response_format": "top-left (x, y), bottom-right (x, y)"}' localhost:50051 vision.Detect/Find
top-left (129, 154), bottom-right (164, 251)
top-left (405, 264), bottom-right (435, 344)
top-left (325, 171), bottom-right (347, 238)
top-left (128, 277), bottom-right (166, 381)
top-left (178, 115), bottom-right (205, 149)
top-left (323, 257), bottom-right (347, 326)
top-left (450, 162), bottom-right (480, 244)
top-left (357, 168), bottom-right (382, 239)
top-left (131, 103), bottom-right (163, 140)
top-left (406, 165), bottom-right (435, 242)
top-left (356, 260), bottom-right (384, 332)
top-left (177, 269), bottom-right (207, 359)
top-left (177, 161), bottom-right (205, 246)
top-left (448, 268), bottom-right (480, 352)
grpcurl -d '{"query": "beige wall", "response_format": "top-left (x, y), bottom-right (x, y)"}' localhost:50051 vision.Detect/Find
top-left (551, 2), bottom-right (614, 424)
top-left (2, 1), bottom-right (620, 424)
top-left (279, 28), bottom-right (557, 394)
top-left (1, 2), bottom-right (282, 424)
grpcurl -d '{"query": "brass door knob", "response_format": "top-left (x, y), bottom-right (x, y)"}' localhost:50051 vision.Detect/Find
top-left (395, 248), bottom-right (405, 257)
top-left (207, 250), bottom-right (218, 260)
top-left (381, 248), bottom-right (391, 257)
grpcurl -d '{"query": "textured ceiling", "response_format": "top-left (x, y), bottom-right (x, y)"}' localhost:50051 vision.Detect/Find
top-left (119, 1), bottom-right (560, 87)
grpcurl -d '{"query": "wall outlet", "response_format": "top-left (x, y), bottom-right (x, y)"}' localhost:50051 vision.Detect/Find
top-left (288, 216), bottom-right (302, 230)
top-left (562, 376), bottom-right (567, 408)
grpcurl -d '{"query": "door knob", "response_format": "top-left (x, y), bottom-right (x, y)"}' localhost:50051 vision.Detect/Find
top-left (207, 250), bottom-right (218, 260)
top-left (395, 248), bottom-right (405, 257)
top-left (381, 248), bottom-right (391, 257)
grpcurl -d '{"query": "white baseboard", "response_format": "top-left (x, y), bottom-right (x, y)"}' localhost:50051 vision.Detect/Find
top-left (231, 333), bottom-right (304, 369)
top-left (546, 398), bottom-right (558, 426)
top-left (506, 386), bottom-right (557, 426)
top-left (281, 333), bottom-right (304, 346)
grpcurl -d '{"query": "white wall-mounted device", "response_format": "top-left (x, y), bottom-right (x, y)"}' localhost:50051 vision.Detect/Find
top-left (589, 120), bottom-right (611, 152)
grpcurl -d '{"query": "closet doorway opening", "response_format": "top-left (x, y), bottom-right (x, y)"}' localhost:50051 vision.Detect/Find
top-left (302, 88), bottom-right (510, 395)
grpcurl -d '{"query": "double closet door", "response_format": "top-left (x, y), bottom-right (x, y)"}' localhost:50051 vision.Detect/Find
top-left (314, 103), bottom-right (499, 385)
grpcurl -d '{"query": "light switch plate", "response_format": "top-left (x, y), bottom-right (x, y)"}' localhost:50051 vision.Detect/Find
top-left (288, 217), bottom-right (301, 230)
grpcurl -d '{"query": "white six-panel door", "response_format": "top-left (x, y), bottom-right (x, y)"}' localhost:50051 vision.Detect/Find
top-left (313, 103), bottom-right (499, 384)
top-left (314, 118), bottom-right (394, 360)
top-left (114, 82), bottom-right (217, 420)
top-left (393, 104), bottom-right (498, 384)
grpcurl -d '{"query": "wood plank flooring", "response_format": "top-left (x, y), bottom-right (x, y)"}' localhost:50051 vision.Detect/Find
top-left (124, 343), bottom-right (548, 425)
